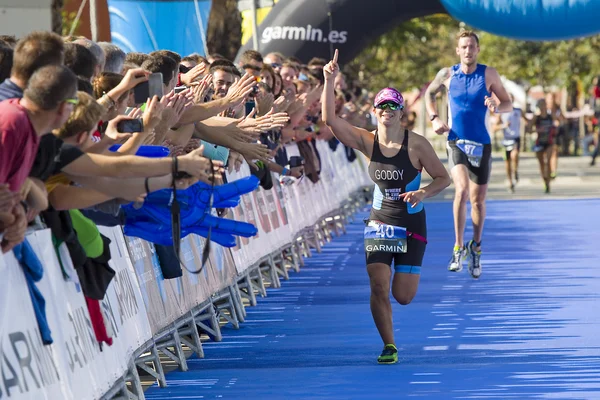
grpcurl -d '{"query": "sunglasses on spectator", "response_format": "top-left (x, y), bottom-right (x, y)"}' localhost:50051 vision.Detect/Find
top-left (270, 63), bottom-right (282, 69)
top-left (376, 102), bottom-right (403, 111)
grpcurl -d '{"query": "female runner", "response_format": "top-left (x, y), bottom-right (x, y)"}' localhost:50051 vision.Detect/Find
top-left (322, 50), bottom-right (451, 364)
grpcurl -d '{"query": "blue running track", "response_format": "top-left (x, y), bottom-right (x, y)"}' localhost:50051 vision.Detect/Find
top-left (145, 199), bottom-right (600, 400)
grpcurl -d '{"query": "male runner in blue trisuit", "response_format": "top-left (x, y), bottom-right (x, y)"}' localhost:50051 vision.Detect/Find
top-left (425, 30), bottom-right (512, 279)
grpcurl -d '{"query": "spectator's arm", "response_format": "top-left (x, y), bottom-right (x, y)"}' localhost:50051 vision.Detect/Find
top-left (62, 147), bottom-right (218, 183)
top-left (195, 119), bottom-right (271, 163)
top-left (57, 174), bottom-right (199, 210)
top-left (177, 98), bottom-right (231, 125)
top-left (98, 68), bottom-right (149, 111)
top-left (0, 184), bottom-right (17, 234)
top-left (178, 73), bottom-right (257, 125)
top-left (48, 184), bottom-right (113, 211)
top-left (165, 124), bottom-right (195, 147)
top-left (1, 203), bottom-right (27, 253)
top-left (23, 178), bottom-right (48, 212)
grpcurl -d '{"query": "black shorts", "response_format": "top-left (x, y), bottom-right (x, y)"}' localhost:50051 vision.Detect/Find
top-left (446, 140), bottom-right (492, 185)
top-left (365, 237), bottom-right (427, 272)
top-left (503, 138), bottom-right (521, 159)
top-left (533, 143), bottom-right (552, 153)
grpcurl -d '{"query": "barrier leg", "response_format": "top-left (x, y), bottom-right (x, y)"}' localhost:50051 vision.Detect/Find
top-left (214, 289), bottom-right (240, 329)
top-left (116, 379), bottom-right (129, 400)
top-left (295, 240), bottom-right (306, 265)
top-left (236, 281), bottom-right (247, 318)
top-left (272, 252), bottom-right (290, 281)
top-left (238, 273), bottom-right (257, 306)
top-left (230, 284), bottom-right (246, 322)
top-left (156, 328), bottom-right (189, 371)
top-left (299, 236), bottom-right (311, 260)
top-left (337, 214), bottom-right (347, 234)
top-left (285, 245), bottom-right (300, 273)
top-left (251, 264), bottom-right (267, 297)
top-left (179, 313), bottom-right (205, 358)
top-left (195, 301), bottom-right (223, 342)
top-left (259, 260), bottom-right (271, 288)
top-left (306, 226), bottom-right (322, 253)
top-left (324, 216), bottom-right (339, 237)
top-left (100, 376), bottom-right (132, 400)
top-left (127, 361), bottom-right (144, 399)
top-left (260, 257), bottom-right (281, 288)
top-left (135, 344), bottom-right (167, 388)
top-left (209, 301), bottom-right (223, 341)
top-left (321, 220), bottom-right (333, 242)
top-left (270, 256), bottom-right (281, 288)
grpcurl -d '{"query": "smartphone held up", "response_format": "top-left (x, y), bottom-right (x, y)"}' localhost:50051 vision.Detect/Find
top-left (133, 72), bottom-right (164, 104)
top-left (116, 118), bottom-right (144, 133)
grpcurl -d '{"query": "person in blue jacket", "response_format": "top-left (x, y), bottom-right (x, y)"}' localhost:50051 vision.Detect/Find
top-left (425, 30), bottom-right (512, 279)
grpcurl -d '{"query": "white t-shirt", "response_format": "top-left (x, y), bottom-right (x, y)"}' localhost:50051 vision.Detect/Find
top-left (501, 107), bottom-right (521, 140)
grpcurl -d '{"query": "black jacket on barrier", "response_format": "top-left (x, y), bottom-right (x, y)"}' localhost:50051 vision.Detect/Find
top-left (154, 244), bottom-right (183, 279)
top-left (42, 208), bottom-right (115, 300)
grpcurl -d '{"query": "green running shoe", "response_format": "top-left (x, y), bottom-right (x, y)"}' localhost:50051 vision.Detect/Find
top-left (377, 344), bottom-right (398, 364)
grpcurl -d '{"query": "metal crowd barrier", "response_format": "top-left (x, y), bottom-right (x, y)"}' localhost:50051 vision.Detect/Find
top-left (100, 188), bottom-right (370, 400)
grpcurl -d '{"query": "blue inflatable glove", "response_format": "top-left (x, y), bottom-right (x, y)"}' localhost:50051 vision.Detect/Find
top-left (123, 221), bottom-right (241, 247)
top-left (122, 175), bottom-right (260, 246)
top-left (109, 144), bottom-right (170, 158)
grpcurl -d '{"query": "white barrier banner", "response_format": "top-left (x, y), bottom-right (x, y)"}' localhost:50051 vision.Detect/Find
top-left (0, 241), bottom-right (71, 400)
top-left (1, 228), bottom-right (152, 400)
top-left (123, 230), bottom-right (238, 335)
top-left (227, 161), bottom-right (293, 271)
top-left (227, 141), bottom-right (370, 274)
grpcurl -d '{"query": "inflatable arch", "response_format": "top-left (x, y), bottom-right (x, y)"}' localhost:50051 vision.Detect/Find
top-left (237, 0), bottom-right (600, 65)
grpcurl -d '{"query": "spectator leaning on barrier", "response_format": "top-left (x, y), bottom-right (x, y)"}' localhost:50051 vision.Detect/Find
top-left (0, 65), bottom-right (78, 252)
top-left (0, 64), bottom-right (78, 192)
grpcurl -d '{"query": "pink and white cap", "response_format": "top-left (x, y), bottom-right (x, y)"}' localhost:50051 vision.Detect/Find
top-left (373, 87), bottom-right (404, 108)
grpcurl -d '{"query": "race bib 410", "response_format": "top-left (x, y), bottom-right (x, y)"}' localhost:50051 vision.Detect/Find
top-left (364, 221), bottom-right (407, 253)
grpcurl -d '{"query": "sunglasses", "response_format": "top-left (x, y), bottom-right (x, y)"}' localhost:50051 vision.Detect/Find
top-left (65, 98), bottom-right (79, 105)
top-left (376, 102), bottom-right (403, 111)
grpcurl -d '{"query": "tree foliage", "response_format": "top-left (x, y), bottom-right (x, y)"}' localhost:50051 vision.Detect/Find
top-left (207, 0), bottom-right (242, 61)
top-left (347, 14), bottom-right (460, 93)
top-left (478, 33), bottom-right (600, 90)
top-left (349, 14), bottom-right (600, 93)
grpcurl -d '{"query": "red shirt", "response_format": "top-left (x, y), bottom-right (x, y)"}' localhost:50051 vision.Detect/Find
top-left (0, 99), bottom-right (40, 191)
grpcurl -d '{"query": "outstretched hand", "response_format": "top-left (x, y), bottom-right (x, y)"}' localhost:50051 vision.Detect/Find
top-left (323, 49), bottom-right (340, 81)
